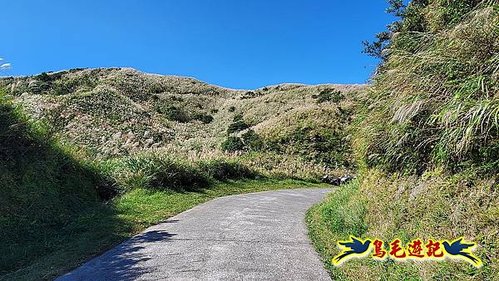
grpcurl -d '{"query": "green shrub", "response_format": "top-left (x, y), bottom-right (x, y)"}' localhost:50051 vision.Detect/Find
top-left (221, 136), bottom-right (245, 152)
top-left (313, 89), bottom-right (344, 103)
top-left (118, 155), bottom-right (209, 191)
top-left (227, 114), bottom-right (249, 134)
top-left (265, 127), bottom-right (352, 168)
top-left (159, 105), bottom-right (191, 123)
top-left (241, 129), bottom-right (263, 151)
top-left (150, 161), bottom-right (209, 191)
top-left (227, 121), bottom-right (249, 134)
top-left (193, 113), bottom-right (214, 124)
top-left (228, 106), bottom-right (236, 112)
top-left (198, 160), bottom-right (257, 181)
top-left (149, 83), bottom-right (165, 94)
top-left (35, 72), bottom-right (52, 82)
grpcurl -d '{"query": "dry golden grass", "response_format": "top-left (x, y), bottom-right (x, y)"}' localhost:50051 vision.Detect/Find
top-left (0, 68), bottom-right (365, 180)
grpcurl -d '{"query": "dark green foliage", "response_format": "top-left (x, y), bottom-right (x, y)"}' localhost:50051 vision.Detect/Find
top-left (156, 102), bottom-right (213, 124)
top-left (401, 1), bottom-right (427, 32)
top-left (8, 82), bottom-right (29, 96)
top-left (119, 155), bottom-right (260, 190)
top-left (362, 0), bottom-right (406, 60)
top-left (159, 105), bottom-right (191, 123)
top-left (267, 127), bottom-right (351, 168)
top-left (227, 114), bottom-right (249, 134)
top-left (221, 136), bottom-right (245, 152)
top-left (149, 83), bottom-right (165, 94)
top-left (221, 129), bottom-right (263, 152)
top-left (241, 129), bottom-right (264, 151)
top-left (313, 89), bottom-right (344, 103)
top-left (29, 81), bottom-right (51, 95)
top-left (439, 0), bottom-right (480, 26)
top-left (228, 106), bottom-right (236, 112)
top-left (149, 162), bottom-right (209, 191)
top-left (193, 113), bottom-right (214, 124)
top-left (199, 160), bottom-right (257, 181)
top-left (386, 0), bottom-right (405, 17)
top-left (120, 156), bottom-right (209, 191)
top-left (227, 121), bottom-right (248, 134)
top-left (241, 91), bottom-right (259, 99)
top-left (35, 72), bottom-right (52, 82)
top-left (233, 113), bottom-right (244, 121)
top-left (362, 31), bottom-right (393, 60)
top-left (25, 72), bottom-right (98, 96)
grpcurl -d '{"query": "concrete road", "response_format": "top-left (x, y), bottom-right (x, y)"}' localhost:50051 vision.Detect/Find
top-left (57, 189), bottom-right (332, 281)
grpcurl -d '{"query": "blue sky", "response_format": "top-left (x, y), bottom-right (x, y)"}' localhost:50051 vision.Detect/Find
top-left (1, 0), bottom-right (396, 89)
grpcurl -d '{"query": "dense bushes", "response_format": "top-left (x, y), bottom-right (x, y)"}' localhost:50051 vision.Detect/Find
top-left (104, 154), bottom-right (260, 192)
top-left (221, 136), bottom-right (245, 152)
top-left (199, 160), bottom-right (257, 181)
top-left (193, 113), bottom-right (214, 124)
top-left (115, 156), bottom-right (209, 191)
top-left (221, 129), bottom-right (264, 152)
top-left (358, 0), bottom-right (499, 174)
top-left (158, 105), bottom-right (191, 123)
top-left (312, 89), bottom-right (344, 103)
top-left (266, 127), bottom-right (351, 167)
top-left (227, 114), bottom-right (249, 134)
top-left (310, 2), bottom-right (499, 279)
top-left (157, 105), bottom-right (214, 124)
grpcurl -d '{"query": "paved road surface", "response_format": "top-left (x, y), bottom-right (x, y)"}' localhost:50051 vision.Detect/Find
top-left (57, 189), bottom-right (332, 281)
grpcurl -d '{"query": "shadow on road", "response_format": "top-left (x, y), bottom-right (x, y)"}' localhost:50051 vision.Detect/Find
top-left (60, 230), bottom-right (177, 281)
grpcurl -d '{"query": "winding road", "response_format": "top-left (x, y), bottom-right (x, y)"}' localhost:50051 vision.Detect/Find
top-left (57, 189), bottom-right (331, 281)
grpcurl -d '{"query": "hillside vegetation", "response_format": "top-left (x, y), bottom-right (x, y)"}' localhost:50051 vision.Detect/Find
top-left (0, 68), bottom-right (360, 280)
top-left (308, 1), bottom-right (498, 280)
top-left (2, 1), bottom-right (497, 280)
top-left (1, 68), bottom-right (362, 180)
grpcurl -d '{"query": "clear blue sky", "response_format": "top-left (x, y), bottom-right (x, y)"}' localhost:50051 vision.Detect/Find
top-left (1, 0), bottom-right (396, 89)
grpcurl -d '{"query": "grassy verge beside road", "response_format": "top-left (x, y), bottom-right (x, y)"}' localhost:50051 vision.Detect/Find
top-left (2, 179), bottom-right (327, 281)
top-left (307, 170), bottom-right (498, 280)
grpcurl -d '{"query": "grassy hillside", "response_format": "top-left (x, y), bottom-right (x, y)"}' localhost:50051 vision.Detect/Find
top-left (3, 1), bottom-right (496, 280)
top-left (1, 68), bottom-right (363, 180)
top-left (0, 69), bottom-right (359, 280)
top-left (308, 1), bottom-right (498, 280)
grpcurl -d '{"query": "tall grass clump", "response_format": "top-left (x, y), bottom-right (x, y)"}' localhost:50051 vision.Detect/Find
top-left (105, 154), bottom-right (209, 191)
top-left (198, 159), bottom-right (258, 181)
top-left (101, 153), bottom-right (261, 192)
top-left (359, 0), bottom-right (499, 174)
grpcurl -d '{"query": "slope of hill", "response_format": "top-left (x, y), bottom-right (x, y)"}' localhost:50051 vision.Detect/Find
top-left (0, 68), bottom-right (363, 280)
top-left (1, 68), bottom-right (363, 179)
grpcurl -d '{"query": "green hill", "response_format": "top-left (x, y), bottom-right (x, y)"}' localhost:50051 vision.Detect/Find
top-left (0, 68), bottom-right (362, 280)
top-left (1, 1), bottom-right (497, 280)
top-left (1, 68), bottom-right (363, 179)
